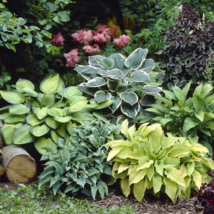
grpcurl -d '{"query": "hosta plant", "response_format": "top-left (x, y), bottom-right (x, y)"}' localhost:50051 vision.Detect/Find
top-left (39, 120), bottom-right (122, 199)
top-left (0, 74), bottom-right (98, 154)
top-left (106, 120), bottom-right (214, 203)
top-left (136, 82), bottom-right (214, 155)
top-left (74, 48), bottom-right (162, 119)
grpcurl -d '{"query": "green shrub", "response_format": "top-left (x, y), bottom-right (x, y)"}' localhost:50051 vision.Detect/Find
top-left (106, 120), bottom-right (214, 203)
top-left (136, 82), bottom-right (214, 155)
top-left (39, 119), bottom-right (122, 199)
top-left (0, 74), bottom-right (98, 154)
top-left (74, 48), bottom-right (162, 119)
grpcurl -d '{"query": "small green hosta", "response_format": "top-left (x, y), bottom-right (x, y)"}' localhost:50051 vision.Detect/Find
top-left (39, 120), bottom-right (122, 199)
top-left (0, 74), bottom-right (95, 154)
top-left (74, 48), bottom-right (162, 119)
top-left (136, 82), bottom-right (214, 155)
top-left (106, 120), bottom-right (214, 203)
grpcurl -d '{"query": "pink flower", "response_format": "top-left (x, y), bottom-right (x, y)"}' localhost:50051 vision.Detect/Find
top-left (93, 33), bottom-right (107, 43)
top-left (114, 34), bottom-right (130, 49)
top-left (83, 44), bottom-right (100, 55)
top-left (51, 32), bottom-right (64, 46)
top-left (71, 29), bottom-right (93, 45)
top-left (64, 49), bottom-right (80, 67)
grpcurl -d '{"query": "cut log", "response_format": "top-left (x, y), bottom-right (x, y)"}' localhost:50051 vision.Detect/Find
top-left (0, 121), bottom-right (4, 149)
top-left (0, 164), bottom-right (5, 178)
top-left (2, 145), bottom-right (37, 183)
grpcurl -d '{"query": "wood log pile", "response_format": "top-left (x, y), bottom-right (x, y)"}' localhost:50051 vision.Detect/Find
top-left (0, 122), bottom-right (37, 183)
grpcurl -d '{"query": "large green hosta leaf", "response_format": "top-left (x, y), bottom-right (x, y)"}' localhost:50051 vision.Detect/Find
top-left (0, 91), bottom-right (25, 104)
top-left (40, 74), bottom-right (60, 94)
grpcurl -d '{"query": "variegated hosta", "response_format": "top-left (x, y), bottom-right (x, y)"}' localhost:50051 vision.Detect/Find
top-left (0, 74), bottom-right (97, 154)
top-left (74, 48), bottom-right (162, 119)
top-left (106, 120), bottom-right (214, 203)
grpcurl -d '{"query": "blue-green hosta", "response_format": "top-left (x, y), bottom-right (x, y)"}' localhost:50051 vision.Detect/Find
top-left (39, 120), bottom-right (122, 199)
top-left (74, 48), bottom-right (162, 119)
top-left (106, 120), bottom-right (214, 203)
top-left (0, 74), bottom-right (97, 154)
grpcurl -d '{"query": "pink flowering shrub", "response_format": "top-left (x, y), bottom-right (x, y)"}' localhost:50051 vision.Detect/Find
top-left (55, 24), bottom-right (130, 68)
top-left (51, 32), bottom-right (65, 46)
top-left (114, 34), bottom-right (131, 50)
top-left (64, 49), bottom-right (80, 67)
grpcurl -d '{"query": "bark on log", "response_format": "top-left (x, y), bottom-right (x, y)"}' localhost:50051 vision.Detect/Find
top-left (0, 164), bottom-right (5, 178)
top-left (2, 145), bottom-right (36, 183)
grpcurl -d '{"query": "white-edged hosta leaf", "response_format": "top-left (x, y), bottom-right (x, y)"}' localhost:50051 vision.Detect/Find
top-left (34, 137), bottom-right (56, 155)
top-left (138, 59), bottom-right (155, 74)
top-left (86, 77), bottom-right (106, 88)
top-left (109, 96), bottom-right (122, 113)
top-left (121, 102), bottom-right (140, 118)
top-left (107, 81), bottom-right (118, 92)
top-left (78, 84), bottom-right (97, 96)
top-left (105, 69), bottom-right (124, 80)
top-left (95, 91), bottom-right (112, 103)
top-left (54, 116), bottom-right (72, 123)
top-left (108, 53), bottom-right (128, 75)
top-left (125, 71), bottom-right (150, 83)
top-left (76, 66), bottom-right (100, 80)
top-left (40, 74), bottom-right (60, 94)
top-left (119, 92), bottom-right (138, 106)
top-left (88, 56), bottom-right (101, 67)
top-left (13, 124), bottom-right (35, 144)
top-left (143, 85), bottom-right (162, 93)
top-left (26, 114), bottom-right (44, 126)
top-left (0, 91), bottom-right (25, 104)
top-left (124, 48), bottom-right (148, 71)
top-left (61, 86), bottom-right (82, 99)
top-left (16, 79), bottom-right (35, 92)
top-left (95, 55), bottom-right (114, 69)
top-left (30, 124), bottom-right (50, 137)
top-left (9, 104), bottom-right (30, 115)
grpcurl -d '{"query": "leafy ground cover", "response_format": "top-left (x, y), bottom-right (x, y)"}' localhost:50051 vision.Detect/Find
top-left (0, 182), bottom-right (204, 214)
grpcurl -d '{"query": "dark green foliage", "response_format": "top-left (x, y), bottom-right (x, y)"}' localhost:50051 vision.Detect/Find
top-left (158, 7), bottom-right (214, 89)
top-left (136, 82), bottom-right (214, 156)
top-left (39, 119), bottom-right (122, 199)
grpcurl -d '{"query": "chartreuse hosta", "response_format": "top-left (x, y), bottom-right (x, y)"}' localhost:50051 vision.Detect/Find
top-left (106, 120), bottom-right (214, 203)
top-left (136, 82), bottom-right (214, 155)
top-left (0, 74), bottom-right (105, 154)
top-left (74, 48), bottom-right (162, 119)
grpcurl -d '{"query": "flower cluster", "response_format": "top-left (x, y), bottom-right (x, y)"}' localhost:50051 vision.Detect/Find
top-left (64, 49), bottom-right (80, 67)
top-left (114, 34), bottom-right (131, 50)
top-left (51, 32), bottom-right (64, 46)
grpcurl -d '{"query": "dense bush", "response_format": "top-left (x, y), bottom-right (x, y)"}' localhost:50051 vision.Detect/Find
top-left (75, 48), bottom-right (162, 119)
top-left (0, 74), bottom-right (98, 154)
top-left (157, 7), bottom-right (214, 89)
top-left (106, 120), bottom-right (214, 203)
top-left (136, 82), bottom-right (214, 155)
top-left (39, 120), bottom-right (122, 198)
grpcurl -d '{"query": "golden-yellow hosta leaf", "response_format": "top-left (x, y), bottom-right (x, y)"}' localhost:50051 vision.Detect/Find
top-left (153, 174), bottom-right (162, 194)
top-left (135, 123), bottom-right (149, 137)
top-left (107, 146), bottom-right (123, 161)
top-left (192, 170), bottom-right (202, 189)
top-left (187, 162), bottom-right (195, 176)
top-left (163, 157), bottom-right (180, 168)
top-left (121, 119), bottom-right (129, 136)
top-left (190, 143), bottom-right (208, 153)
top-left (164, 178), bottom-right (178, 203)
top-left (145, 176), bottom-right (153, 189)
top-left (166, 167), bottom-right (185, 187)
top-left (180, 176), bottom-right (191, 194)
top-left (133, 179), bottom-right (147, 203)
top-left (105, 140), bottom-right (126, 148)
top-left (127, 150), bottom-right (145, 159)
top-left (142, 124), bottom-right (161, 137)
top-left (147, 166), bottom-right (154, 181)
top-left (128, 165), bottom-right (136, 175)
top-left (115, 170), bottom-right (128, 179)
top-left (121, 178), bottom-right (131, 197)
top-left (169, 148), bottom-right (190, 158)
top-left (127, 124), bottom-right (136, 140)
top-left (116, 147), bottom-right (133, 159)
top-left (112, 162), bottom-right (120, 171)
top-left (129, 169), bottom-right (147, 184)
top-left (179, 164), bottom-right (188, 178)
top-left (118, 162), bottom-right (130, 173)
top-left (149, 126), bottom-right (162, 154)
top-left (161, 135), bottom-right (178, 149)
top-left (136, 160), bottom-right (154, 171)
top-left (155, 160), bottom-right (164, 176)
